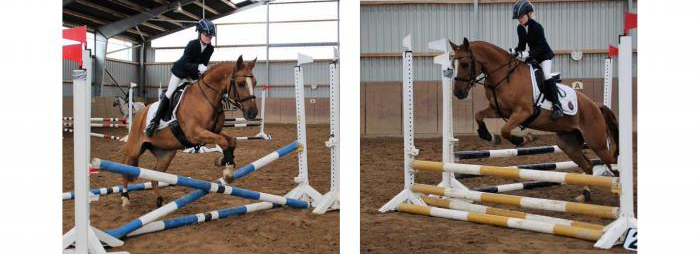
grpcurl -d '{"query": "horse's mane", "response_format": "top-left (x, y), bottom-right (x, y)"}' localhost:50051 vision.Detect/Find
top-left (469, 41), bottom-right (511, 59)
top-left (199, 61), bottom-right (235, 79)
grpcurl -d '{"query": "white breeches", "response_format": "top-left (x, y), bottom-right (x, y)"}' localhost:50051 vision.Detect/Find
top-left (541, 59), bottom-right (553, 79)
top-left (164, 74), bottom-right (181, 99)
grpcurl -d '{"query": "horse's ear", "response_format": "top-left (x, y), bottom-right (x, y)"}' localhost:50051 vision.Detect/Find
top-left (463, 37), bottom-right (470, 49)
top-left (236, 55), bottom-right (244, 70)
top-left (449, 40), bottom-right (459, 51)
top-left (249, 57), bottom-right (257, 69)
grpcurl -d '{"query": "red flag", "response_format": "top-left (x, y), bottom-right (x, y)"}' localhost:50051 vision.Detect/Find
top-left (263, 85), bottom-right (271, 90)
top-left (63, 26), bottom-right (87, 46)
top-left (63, 44), bottom-right (83, 66)
top-left (608, 45), bottom-right (618, 57)
top-left (624, 12), bottom-right (637, 34)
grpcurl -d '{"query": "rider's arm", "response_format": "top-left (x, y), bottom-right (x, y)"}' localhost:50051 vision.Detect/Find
top-left (527, 23), bottom-right (547, 61)
top-left (200, 46), bottom-right (213, 67)
top-left (180, 40), bottom-right (201, 75)
top-left (515, 25), bottom-right (527, 52)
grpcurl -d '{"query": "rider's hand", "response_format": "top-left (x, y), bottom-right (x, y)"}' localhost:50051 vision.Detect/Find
top-left (508, 48), bottom-right (519, 57)
top-left (518, 51), bottom-right (530, 60)
top-left (198, 64), bottom-right (208, 74)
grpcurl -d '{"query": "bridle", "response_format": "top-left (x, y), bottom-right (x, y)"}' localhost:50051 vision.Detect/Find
top-left (198, 71), bottom-right (256, 113)
top-left (223, 74), bottom-right (256, 111)
top-left (452, 50), bottom-right (524, 118)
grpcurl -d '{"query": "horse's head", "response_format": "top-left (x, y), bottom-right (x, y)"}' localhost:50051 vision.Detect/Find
top-left (229, 55), bottom-right (258, 120)
top-left (449, 37), bottom-right (484, 100)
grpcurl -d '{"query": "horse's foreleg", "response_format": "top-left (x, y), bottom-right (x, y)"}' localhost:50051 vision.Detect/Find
top-left (500, 110), bottom-right (537, 147)
top-left (150, 147), bottom-right (177, 208)
top-left (190, 128), bottom-right (237, 183)
top-left (556, 132), bottom-right (594, 202)
top-left (475, 107), bottom-right (503, 144)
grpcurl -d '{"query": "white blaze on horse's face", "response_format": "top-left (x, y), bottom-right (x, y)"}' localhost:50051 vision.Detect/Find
top-left (453, 59), bottom-right (460, 79)
top-left (246, 77), bottom-right (255, 102)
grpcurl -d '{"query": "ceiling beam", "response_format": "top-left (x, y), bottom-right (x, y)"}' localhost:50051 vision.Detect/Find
top-left (75, 0), bottom-right (166, 32)
top-left (177, 8), bottom-right (201, 20)
top-left (194, 1), bottom-right (220, 15)
top-left (63, 0), bottom-right (77, 6)
top-left (147, 0), bottom-right (266, 41)
top-left (98, 0), bottom-right (199, 38)
top-left (218, 0), bottom-right (239, 9)
top-left (64, 9), bottom-right (150, 37)
top-left (63, 22), bottom-right (139, 44)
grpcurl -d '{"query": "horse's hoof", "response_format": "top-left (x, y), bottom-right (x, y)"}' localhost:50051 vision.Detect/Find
top-left (214, 157), bottom-right (224, 167)
top-left (121, 196), bottom-right (130, 208)
top-left (525, 132), bottom-right (537, 143)
top-left (156, 196), bottom-right (164, 208)
top-left (491, 135), bottom-right (502, 145)
top-left (222, 165), bottom-right (235, 183)
top-left (575, 189), bottom-right (592, 203)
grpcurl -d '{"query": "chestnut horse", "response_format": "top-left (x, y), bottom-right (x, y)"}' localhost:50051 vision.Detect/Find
top-left (449, 38), bottom-right (619, 202)
top-left (120, 56), bottom-right (258, 207)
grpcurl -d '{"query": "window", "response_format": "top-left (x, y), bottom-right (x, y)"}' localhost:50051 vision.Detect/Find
top-left (152, 1), bottom-right (338, 62)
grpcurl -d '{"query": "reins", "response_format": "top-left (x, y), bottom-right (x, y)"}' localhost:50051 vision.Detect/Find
top-left (453, 53), bottom-right (524, 119)
top-left (195, 65), bottom-right (257, 129)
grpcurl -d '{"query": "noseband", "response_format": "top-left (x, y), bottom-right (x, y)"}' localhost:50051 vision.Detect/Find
top-left (224, 74), bottom-right (256, 111)
top-left (452, 55), bottom-right (485, 87)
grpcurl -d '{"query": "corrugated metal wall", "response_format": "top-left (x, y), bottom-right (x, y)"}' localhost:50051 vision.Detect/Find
top-left (144, 60), bottom-right (332, 98)
top-left (360, 0), bottom-right (637, 136)
top-left (63, 59), bottom-right (333, 99)
top-left (63, 58), bottom-right (138, 97)
top-left (361, 0), bottom-right (637, 81)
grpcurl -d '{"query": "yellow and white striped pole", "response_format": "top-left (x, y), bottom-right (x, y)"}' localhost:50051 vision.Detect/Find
top-left (420, 196), bottom-right (604, 230)
top-left (412, 184), bottom-right (619, 219)
top-left (398, 203), bottom-right (603, 241)
top-left (413, 160), bottom-right (617, 188)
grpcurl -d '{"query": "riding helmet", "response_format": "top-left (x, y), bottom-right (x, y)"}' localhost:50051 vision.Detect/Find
top-left (512, 0), bottom-right (534, 19)
top-left (196, 19), bottom-right (216, 36)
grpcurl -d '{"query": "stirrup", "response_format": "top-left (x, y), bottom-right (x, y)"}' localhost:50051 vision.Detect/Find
top-left (551, 103), bottom-right (563, 120)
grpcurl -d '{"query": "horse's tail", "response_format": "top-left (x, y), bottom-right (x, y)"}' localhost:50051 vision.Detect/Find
top-left (599, 105), bottom-right (619, 157)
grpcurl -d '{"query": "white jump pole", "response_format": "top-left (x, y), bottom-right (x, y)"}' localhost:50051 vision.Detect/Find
top-left (285, 53), bottom-right (322, 203)
top-left (379, 35), bottom-right (428, 212)
top-left (603, 57), bottom-right (613, 108)
top-left (313, 47), bottom-right (341, 214)
top-left (593, 35), bottom-right (637, 249)
top-left (254, 84), bottom-right (272, 139)
top-left (429, 38), bottom-right (468, 191)
top-left (62, 49), bottom-right (127, 254)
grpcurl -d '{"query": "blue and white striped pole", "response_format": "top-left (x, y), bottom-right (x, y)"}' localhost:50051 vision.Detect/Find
top-left (228, 141), bottom-right (298, 181)
top-left (62, 181), bottom-right (172, 200)
top-left (127, 202), bottom-right (278, 237)
top-left (104, 186), bottom-right (211, 238)
top-left (92, 158), bottom-right (309, 209)
top-left (97, 142), bottom-right (303, 238)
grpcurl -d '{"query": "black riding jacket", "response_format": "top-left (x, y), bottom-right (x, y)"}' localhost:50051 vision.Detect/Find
top-left (171, 39), bottom-right (214, 80)
top-left (515, 18), bottom-right (554, 63)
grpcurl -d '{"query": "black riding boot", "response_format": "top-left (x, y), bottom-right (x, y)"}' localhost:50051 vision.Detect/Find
top-left (145, 95), bottom-right (171, 137)
top-left (544, 78), bottom-right (563, 120)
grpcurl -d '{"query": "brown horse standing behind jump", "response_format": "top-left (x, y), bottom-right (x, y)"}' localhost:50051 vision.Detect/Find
top-left (449, 38), bottom-right (619, 202)
top-left (120, 56), bottom-right (258, 207)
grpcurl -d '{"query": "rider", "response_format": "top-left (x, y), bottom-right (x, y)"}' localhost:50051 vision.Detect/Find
top-left (146, 19), bottom-right (216, 136)
top-left (508, 0), bottom-right (563, 120)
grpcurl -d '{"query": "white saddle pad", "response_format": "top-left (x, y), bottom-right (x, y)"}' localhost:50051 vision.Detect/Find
top-left (144, 85), bottom-right (190, 132)
top-left (529, 65), bottom-right (578, 115)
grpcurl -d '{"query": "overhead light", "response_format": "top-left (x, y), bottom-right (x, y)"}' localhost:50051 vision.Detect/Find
top-left (174, 2), bottom-right (183, 13)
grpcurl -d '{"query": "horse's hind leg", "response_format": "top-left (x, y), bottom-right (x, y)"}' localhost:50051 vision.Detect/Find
top-left (579, 115), bottom-right (618, 175)
top-left (556, 132), bottom-right (595, 202)
top-left (150, 147), bottom-right (177, 208)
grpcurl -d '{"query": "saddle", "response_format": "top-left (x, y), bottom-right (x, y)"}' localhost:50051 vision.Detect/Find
top-left (520, 61), bottom-right (573, 128)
